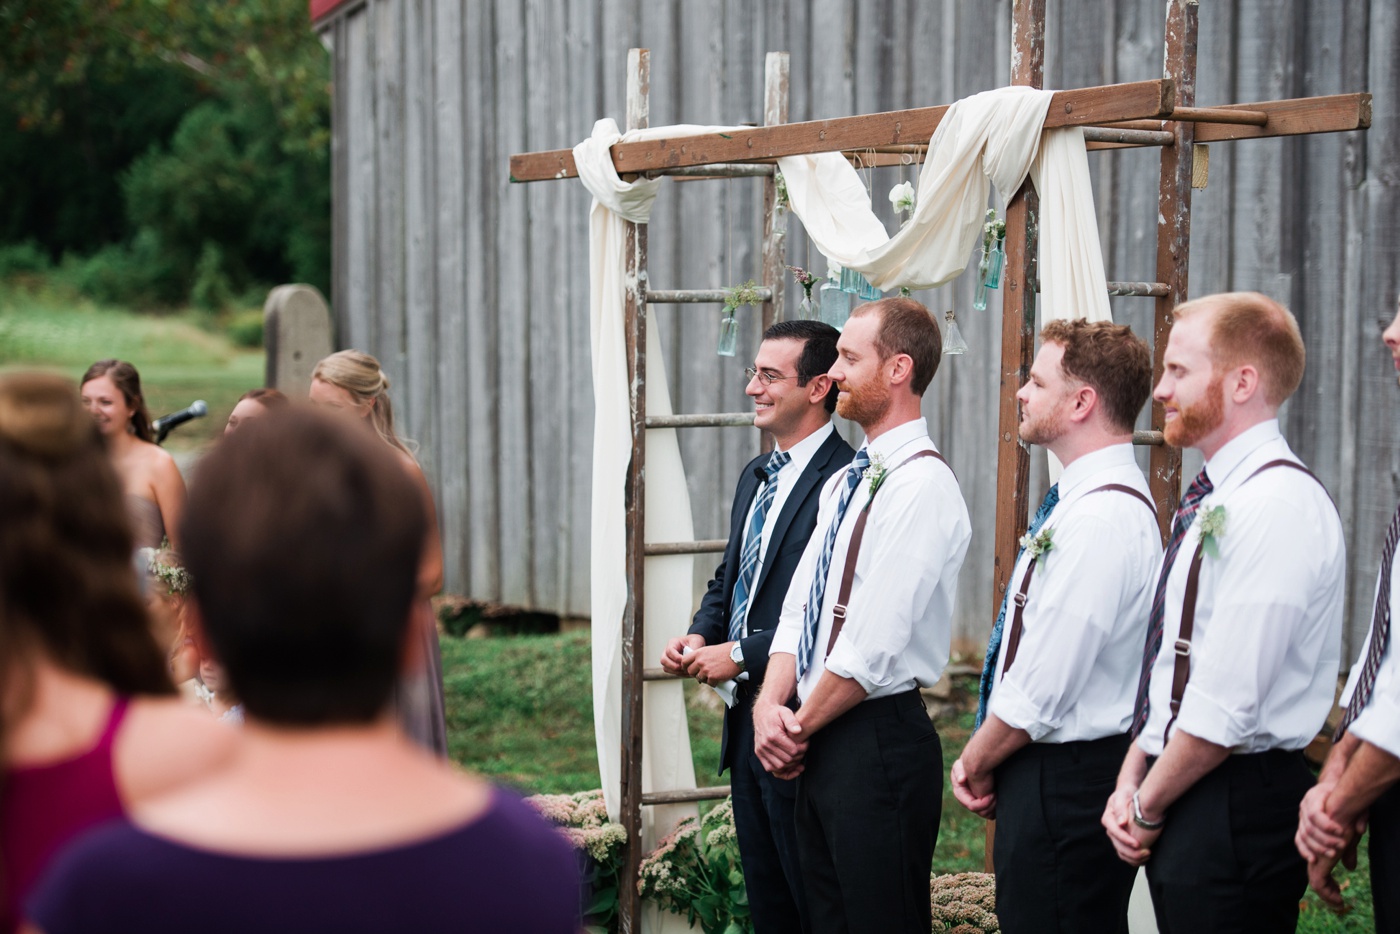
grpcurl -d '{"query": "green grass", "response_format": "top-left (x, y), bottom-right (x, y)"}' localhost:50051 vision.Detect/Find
top-left (0, 278), bottom-right (264, 449)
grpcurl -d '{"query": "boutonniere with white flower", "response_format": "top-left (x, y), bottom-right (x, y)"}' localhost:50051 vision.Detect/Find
top-left (889, 181), bottom-right (916, 220)
top-left (1197, 503), bottom-right (1227, 558)
top-left (863, 452), bottom-right (889, 496)
top-left (1019, 526), bottom-right (1055, 565)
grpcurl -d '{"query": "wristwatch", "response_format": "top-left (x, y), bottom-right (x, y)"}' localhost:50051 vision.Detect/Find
top-left (730, 641), bottom-right (746, 672)
top-left (1131, 791), bottom-right (1165, 830)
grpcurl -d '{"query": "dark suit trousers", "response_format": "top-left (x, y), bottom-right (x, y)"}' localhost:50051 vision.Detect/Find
top-left (1146, 749), bottom-right (1313, 934)
top-left (794, 690), bottom-right (942, 934)
top-left (1370, 782), bottom-right (1400, 932)
top-left (992, 733), bottom-right (1135, 934)
top-left (730, 689), bottom-right (809, 934)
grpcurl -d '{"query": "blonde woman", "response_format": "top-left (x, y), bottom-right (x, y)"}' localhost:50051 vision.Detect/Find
top-left (80, 360), bottom-right (186, 551)
top-left (309, 350), bottom-right (447, 757)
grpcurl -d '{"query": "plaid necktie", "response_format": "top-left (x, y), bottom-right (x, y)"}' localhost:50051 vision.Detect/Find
top-left (1335, 500), bottom-right (1400, 739)
top-left (1130, 468), bottom-right (1214, 737)
top-left (975, 483), bottom-right (1059, 729)
top-left (728, 450), bottom-right (791, 642)
top-left (795, 449), bottom-right (870, 679)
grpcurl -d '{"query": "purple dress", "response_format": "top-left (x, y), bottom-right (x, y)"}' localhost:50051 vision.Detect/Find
top-left (28, 788), bottom-right (581, 934)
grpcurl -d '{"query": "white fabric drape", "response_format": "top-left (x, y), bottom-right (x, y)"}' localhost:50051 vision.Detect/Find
top-left (777, 85), bottom-right (1112, 324)
top-left (575, 115), bottom-right (704, 846)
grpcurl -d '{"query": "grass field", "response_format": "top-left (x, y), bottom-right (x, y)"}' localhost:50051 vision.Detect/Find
top-left (0, 278), bottom-right (264, 449)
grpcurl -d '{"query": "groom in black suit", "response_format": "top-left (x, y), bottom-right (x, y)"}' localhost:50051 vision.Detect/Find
top-left (662, 319), bottom-right (852, 934)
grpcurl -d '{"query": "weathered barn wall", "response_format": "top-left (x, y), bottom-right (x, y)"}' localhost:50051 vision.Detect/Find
top-left (319, 0), bottom-right (1398, 661)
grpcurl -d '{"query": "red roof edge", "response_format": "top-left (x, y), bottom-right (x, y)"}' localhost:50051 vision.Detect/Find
top-left (310, 0), bottom-right (354, 24)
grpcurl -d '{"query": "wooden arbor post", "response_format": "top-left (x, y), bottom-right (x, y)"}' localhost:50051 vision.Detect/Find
top-left (618, 47), bottom-right (650, 934)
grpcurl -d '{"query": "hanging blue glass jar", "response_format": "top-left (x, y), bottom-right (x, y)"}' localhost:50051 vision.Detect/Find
top-left (820, 275), bottom-right (852, 331)
top-left (716, 309), bottom-right (739, 357)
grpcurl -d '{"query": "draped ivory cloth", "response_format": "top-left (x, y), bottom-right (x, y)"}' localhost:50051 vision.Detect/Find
top-left (776, 85), bottom-right (1112, 324)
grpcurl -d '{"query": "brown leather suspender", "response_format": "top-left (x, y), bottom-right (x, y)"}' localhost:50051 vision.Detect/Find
top-left (1161, 458), bottom-right (1333, 743)
top-left (823, 449), bottom-right (951, 658)
top-left (1001, 483), bottom-right (1158, 674)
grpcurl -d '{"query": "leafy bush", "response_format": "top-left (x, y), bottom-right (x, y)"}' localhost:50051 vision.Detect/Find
top-left (639, 799), bottom-right (750, 934)
top-left (527, 790), bottom-right (626, 934)
top-left (226, 309), bottom-right (265, 348)
top-left (57, 231), bottom-right (186, 307)
top-left (0, 241), bottom-right (50, 277)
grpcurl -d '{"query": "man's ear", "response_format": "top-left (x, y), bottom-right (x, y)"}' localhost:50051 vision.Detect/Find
top-left (1227, 365), bottom-right (1261, 405)
top-left (887, 353), bottom-right (915, 387)
top-left (1069, 385), bottom-right (1097, 424)
top-left (805, 373), bottom-right (832, 405)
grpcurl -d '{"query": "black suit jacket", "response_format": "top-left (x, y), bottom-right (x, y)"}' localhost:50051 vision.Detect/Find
top-left (688, 428), bottom-right (855, 774)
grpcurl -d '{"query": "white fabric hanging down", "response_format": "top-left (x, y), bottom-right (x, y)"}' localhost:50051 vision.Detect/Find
top-left (777, 85), bottom-right (1112, 324)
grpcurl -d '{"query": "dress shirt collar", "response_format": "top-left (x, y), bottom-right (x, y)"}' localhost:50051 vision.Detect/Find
top-left (1056, 442), bottom-right (1138, 499)
top-left (1203, 418), bottom-right (1282, 488)
top-left (859, 417), bottom-right (930, 464)
top-left (776, 420), bottom-right (835, 467)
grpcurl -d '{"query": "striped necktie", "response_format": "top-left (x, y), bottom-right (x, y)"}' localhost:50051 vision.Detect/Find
top-left (1335, 500), bottom-right (1400, 739)
top-left (795, 449), bottom-right (870, 679)
top-left (1130, 468), bottom-right (1213, 737)
top-left (975, 483), bottom-right (1059, 729)
top-left (728, 450), bottom-right (792, 642)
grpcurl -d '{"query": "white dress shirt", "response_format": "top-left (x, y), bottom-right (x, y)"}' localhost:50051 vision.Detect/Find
top-left (1136, 420), bottom-right (1345, 757)
top-left (769, 418), bottom-right (971, 702)
top-left (738, 422), bottom-right (837, 615)
top-left (989, 444), bottom-right (1161, 743)
top-left (1339, 528), bottom-right (1400, 760)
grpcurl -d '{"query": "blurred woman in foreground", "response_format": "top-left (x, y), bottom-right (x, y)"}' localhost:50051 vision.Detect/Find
top-left (309, 350), bottom-right (447, 757)
top-left (79, 360), bottom-right (185, 550)
top-left (0, 372), bottom-right (234, 933)
top-left (27, 406), bottom-right (580, 933)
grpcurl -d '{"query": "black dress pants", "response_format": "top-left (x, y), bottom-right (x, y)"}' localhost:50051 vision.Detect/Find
top-left (794, 690), bottom-right (942, 934)
top-left (1146, 749), bottom-right (1313, 934)
top-left (992, 733), bottom-right (1135, 934)
top-left (730, 693), bottom-right (808, 934)
top-left (1369, 782), bottom-right (1400, 932)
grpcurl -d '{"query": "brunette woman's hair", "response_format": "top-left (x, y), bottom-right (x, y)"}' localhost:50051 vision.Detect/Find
top-left (81, 359), bottom-right (154, 443)
top-left (237, 387), bottom-right (289, 409)
top-left (0, 370), bottom-right (173, 733)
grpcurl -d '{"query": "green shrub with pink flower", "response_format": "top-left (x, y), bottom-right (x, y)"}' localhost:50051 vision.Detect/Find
top-left (638, 797), bottom-right (750, 934)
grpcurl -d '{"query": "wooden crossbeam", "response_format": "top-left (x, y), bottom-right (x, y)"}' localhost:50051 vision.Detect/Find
top-left (1192, 93), bottom-right (1371, 142)
top-left (509, 78), bottom-right (1175, 182)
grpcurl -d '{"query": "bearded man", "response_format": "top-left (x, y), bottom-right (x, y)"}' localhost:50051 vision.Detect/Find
top-left (1101, 292), bottom-right (1346, 934)
top-left (754, 297), bottom-right (971, 934)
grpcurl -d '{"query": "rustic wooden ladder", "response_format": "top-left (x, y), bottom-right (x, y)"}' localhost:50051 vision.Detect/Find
top-left (509, 4), bottom-right (1371, 929)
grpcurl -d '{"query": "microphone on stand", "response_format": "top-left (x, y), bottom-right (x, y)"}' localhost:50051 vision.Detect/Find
top-left (152, 400), bottom-right (208, 445)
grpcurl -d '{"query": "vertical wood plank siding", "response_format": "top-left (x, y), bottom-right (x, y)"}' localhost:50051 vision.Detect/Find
top-left (321, 0), bottom-right (1395, 660)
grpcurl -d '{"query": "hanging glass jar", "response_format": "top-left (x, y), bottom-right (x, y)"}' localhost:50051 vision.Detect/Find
top-left (716, 309), bottom-right (739, 357)
top-left (799, 288), bottom-right (817, 320)
top-left (941, 310), bottom-right (969, 355)
top-left (821, 270), bottom-right (852, 331)
top-left (974, 209), bottom-right (1007, 312)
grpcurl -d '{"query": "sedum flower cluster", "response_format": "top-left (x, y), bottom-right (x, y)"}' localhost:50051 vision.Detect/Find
top-left (638, 797), bottom-right (750, 934)
top-left (930, 872), bottom-right (999, 933)
top-left (526, 789), bottom-right (625, 864)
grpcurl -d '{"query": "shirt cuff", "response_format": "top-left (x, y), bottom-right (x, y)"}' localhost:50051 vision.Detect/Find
top-left (1349, 693), bottom-right (1400, 760)
top-left (823, 640), bottom-right (889, 694)
top-left (1172, 683), bottom-right (1249, 749)
top-left (768, 623), bottom-right (799, 658)
top-left (988, 678), bottom-right (1057, 742)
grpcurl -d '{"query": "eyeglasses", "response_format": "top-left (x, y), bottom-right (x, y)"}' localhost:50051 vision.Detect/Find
top-left (745, 366), bottom-right (802, 387)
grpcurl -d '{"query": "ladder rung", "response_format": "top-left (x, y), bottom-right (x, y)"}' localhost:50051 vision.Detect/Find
top-left (645, 539), bottom-right (727, 556)
top-left (645, 288), bottom-right (774, 304)
top-left (642, 785), bottom-right (732, 806)
top-left (1133, 430), bottom-right (1164, 446)
top-left (1083, 127), bottom-right (1174, 146)
top-left (1172, 105), bottom-right (1268, 126)
top-left (647, 164), bottom-right (776, 178)
top-left (647, 413), bottom-right (756, 429)
top-left (1031, 280), bottom-right (1170, 297)
top-left (643, 667), bottom-right (680, 681)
